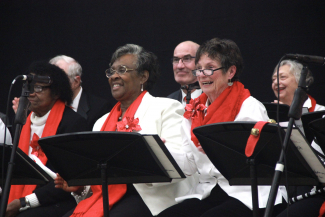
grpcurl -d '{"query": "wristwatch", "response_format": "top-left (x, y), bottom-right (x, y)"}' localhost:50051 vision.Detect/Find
top-left (19, 197), bottom-right (31, 212)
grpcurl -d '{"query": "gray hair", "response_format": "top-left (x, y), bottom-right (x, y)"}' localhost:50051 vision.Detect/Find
top-left (273, 60), bottom-right (314, 87)
top-left (49, 55), bottom-right (82, 83)
top-left (110, 44), bottom-right (159, 91)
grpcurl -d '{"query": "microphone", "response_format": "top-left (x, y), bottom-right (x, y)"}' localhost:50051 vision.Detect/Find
top-left (21, 74), bottom-right (52, 84)
top-left (285, 54), bottom-right (325, 65)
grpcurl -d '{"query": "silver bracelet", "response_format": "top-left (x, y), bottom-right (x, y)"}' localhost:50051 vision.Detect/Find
top-left (71, 186), bottom-right (91, 204)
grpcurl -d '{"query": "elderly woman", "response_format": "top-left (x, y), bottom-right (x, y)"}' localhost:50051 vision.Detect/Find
top-left (157, 38), bottom-right (286, 217)
top-left (5, 62), bottom-right (88, 217)
top-left (271, 59), bottom-right (325, 111)
top-left (271, 60), bottom-right (325, 217)
top-left (55, 44), bottom-right (194, 217)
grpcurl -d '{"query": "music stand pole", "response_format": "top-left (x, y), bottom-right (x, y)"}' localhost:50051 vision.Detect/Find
top-left (100, 163), bottom-right (109, 217)
top-left (0, 81), bottom-right (30, 217)
top-left (248, 159), bottom-right (259, 217)
top-left (264, 65), bottom-right (309, 217)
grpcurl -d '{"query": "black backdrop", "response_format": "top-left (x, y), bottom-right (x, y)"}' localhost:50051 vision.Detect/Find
top-left (1, 0), bottom-right (324, 119)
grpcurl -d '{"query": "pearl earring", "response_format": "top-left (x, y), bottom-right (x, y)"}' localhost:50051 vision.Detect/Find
top-left (141, 84), bottom-right (144, 91)
top-left (228, 79), bottom-right (233, 86)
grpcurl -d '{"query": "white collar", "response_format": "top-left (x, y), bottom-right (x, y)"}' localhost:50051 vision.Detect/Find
top-left (30, 110), bottom-right (51, 126)
top-left (303, 96), bottom-right (312, 109)
top-left (71, 86), bottom-right (83, 112)
top-left (181, 89), bottom-right (202, 107)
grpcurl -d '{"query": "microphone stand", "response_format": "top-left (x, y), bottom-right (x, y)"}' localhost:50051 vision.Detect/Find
top-left (0, 80), bottom-right (30, 216)
top-left (263, 65), bottom-right (309, 217)
top-left (181, 81), bottom-right (201, 104)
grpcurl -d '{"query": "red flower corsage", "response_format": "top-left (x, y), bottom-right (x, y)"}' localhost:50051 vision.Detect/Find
top-left (116, 117), bottom-right (142, 132)
top-left (30, 133), bottom-right (45, 158)
top-left (184, 98), bottom-right (207, 120)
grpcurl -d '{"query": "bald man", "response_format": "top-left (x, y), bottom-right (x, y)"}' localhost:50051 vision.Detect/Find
top-left (167, 41), bottom-right (202, 106)
top-left (49, 55), bottom-right (112, 129)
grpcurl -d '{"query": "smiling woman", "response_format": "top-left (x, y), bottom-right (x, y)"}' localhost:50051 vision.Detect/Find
top-left (157, 38), bottom-right (287, 217)
top-left (55, 44), bottom-right (195, 217)
top-left (271, 60), bottom-right (325, 111)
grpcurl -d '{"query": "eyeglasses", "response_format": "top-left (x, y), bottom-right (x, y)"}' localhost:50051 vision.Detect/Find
top-left (33, 85), bottom-right (51, 93)
top-left (105, 65), bottom-right (135, 78)
top-left (171, 55), bottom-right (195, 65)
top-left (192, 67), bottom-right (225, 77)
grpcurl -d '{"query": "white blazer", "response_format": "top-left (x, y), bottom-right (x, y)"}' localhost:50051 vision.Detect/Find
top-left (176, 96), bottom-right (286, 209)
top-left (93, 92), bottom-right (196, 216)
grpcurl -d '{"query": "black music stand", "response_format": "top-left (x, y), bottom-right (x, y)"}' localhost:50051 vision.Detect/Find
top-left (0, 144), bottom-right (53, 185)
top-left (193, 122), bottom-right (320, 217)
top-left (302, 110), bottom-right (325, 144)
top-left (262, 103), bottom-right (290, 122)
top-left (38, 131), bottom-right (185, 217)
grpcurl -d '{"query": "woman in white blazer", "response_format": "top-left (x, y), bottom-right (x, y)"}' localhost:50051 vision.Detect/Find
top-left (55, 44), bottom-right (195, 217)
top-left (157, 38), bottom-right (286, 217)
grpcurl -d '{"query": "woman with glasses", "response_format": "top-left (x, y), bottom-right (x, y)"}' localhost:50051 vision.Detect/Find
top-left (55, 44), bottom-right (195, 217)
top-left (157, 38), bottom-right (286, 217)
top-left (6, 61), bottom-right (88, 217)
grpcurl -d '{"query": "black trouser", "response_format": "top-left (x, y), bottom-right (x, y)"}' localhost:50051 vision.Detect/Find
top-left (157, 184), bottom-right (286, 217)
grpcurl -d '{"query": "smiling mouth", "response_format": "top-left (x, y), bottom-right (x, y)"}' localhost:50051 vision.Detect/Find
top-left (112, 84), bottom-right (123, 90)
top-left (202, 81), bottom-right (213, 85)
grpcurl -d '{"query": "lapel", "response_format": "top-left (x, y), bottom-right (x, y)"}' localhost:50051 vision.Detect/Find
top-left (177, 89), bottom-right (183, 102)
top-left (134, 92), bottom-right (152, 123)
top-left (77, 91), bottom-right (89, 120)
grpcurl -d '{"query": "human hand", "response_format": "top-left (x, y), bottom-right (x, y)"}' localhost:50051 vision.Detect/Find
top-left (5, 199), bottom-right (20, 217)
top-left (54, 174), bottom-right (81, 193)
top-left (12, 97), bottom-right (20, 114)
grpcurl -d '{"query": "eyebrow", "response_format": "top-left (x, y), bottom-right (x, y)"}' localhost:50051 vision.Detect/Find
top-left (173, 54), bottom-right (192, 58)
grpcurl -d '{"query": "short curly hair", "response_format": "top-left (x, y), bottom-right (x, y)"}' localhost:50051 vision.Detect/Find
top-left (110, 44), bottom-right (160, 91)
top-left (195, 38), bottom-right (244, 82)
top-left (28, 61), bottom-right (73, 105)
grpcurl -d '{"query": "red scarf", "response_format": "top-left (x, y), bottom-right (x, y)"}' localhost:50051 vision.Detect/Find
top-left (71, 91), bottom-right (147, 217)
top-left (8, 100), bottom-right (65, 203)
top-left (189, 81), bottom-right (250, 147)
top-left (308, 94), bottom-right (317, 112)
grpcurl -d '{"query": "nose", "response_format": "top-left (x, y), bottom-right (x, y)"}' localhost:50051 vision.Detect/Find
top-left (176, 59), bottom-right (185, 68)
top-left (109, 71), bottom-right (120, 82)
top-left (29, 91), bottom-right (36, 97)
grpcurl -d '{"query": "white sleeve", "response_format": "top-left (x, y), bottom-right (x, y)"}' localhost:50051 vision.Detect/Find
top-left (0, 119), bottom-right (12, 145)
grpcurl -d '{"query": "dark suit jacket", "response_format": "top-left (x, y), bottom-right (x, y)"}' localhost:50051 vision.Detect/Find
top-left (33, 107), bottom-right (89, 206)
top-left (77, 91), bottom-right (113, 130)
top-left (167, 89), bottom-right (182, 103)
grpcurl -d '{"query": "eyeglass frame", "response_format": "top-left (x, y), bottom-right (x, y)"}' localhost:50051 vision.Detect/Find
top-left (105, 65), bottom-right (135, 78)
top-left (192, 67), bottom-right (225, 77)
top-left (32, 85), bottom-right (51, 93)
top-left (171, 55), bottom-right (195, 65)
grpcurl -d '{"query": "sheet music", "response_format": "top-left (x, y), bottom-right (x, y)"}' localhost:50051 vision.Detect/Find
top-left (16, 151), bottom-right (52, 182)
top-left (143, 135), bottom-right (184, 179)
top-left (286, 129), bottom-right (325, 182)
top-left (30, 155), bottom-right (57, 179)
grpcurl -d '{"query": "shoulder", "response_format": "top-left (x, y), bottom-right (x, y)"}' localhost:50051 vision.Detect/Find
top-left (236, 96), bottom-right (269, 122)
top-left (315, 103), bottom-right (325, 111)
top-left (93, 113), bottom-right (110, 131)
top-left (167, 90), bottom-right (181, 99)
top-left (59, 106), bottom-right (89, 132)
